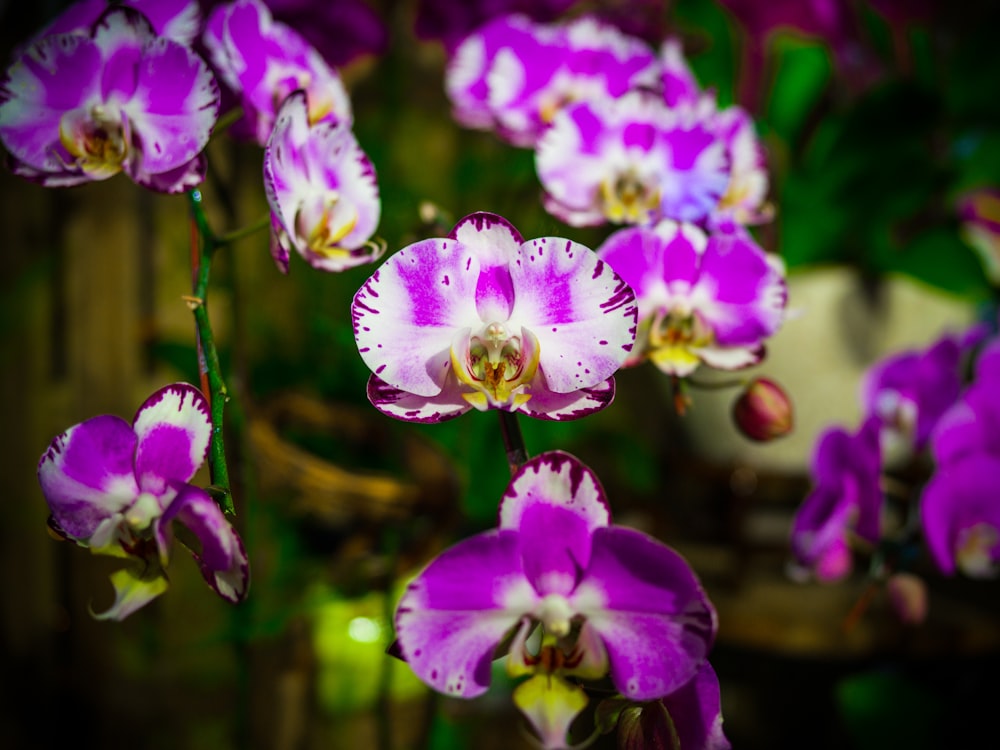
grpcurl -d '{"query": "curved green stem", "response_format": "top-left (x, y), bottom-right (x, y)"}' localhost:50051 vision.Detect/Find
top-left (216, 212), bottom-right (271, 247)
top-left (188, 188), bottom-right (234, 515)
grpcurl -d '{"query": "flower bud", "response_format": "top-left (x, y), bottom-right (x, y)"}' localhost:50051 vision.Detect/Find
top-left (886, 572), bottom-right (928, 625)
top-left (732, 377), bottom-right (793, 441)
top-left (617, 701), bottom-right (679, 750)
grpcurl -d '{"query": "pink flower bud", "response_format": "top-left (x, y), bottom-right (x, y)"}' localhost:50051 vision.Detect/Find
top-left (617, 701), bottom-right (678, 750)
top-left (886, 572), bottom-right (928, 626)
top-left (732, 377), bottom-right (793, 441)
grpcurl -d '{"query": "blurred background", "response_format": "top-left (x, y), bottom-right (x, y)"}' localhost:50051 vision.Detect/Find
top-left (2, 1), bottom-right (1000, 748)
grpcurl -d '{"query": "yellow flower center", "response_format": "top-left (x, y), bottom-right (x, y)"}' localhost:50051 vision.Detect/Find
top-left (600, 169), bottom-right (661, 224)
top-left (59, 104), bottom-right (128, 177)
top-left (452, 322), bottom-right (540, 410)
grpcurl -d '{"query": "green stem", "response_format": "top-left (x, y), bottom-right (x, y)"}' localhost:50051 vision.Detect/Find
top-left (498, 410), bottom-right (529, 475)
top-left (216, 212), bottom-right (271, 247)
top-left (188, 188), bottom-right (234, 515)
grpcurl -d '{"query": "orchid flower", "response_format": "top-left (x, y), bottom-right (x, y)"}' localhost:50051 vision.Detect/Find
top-left (203, 0), bottom-right (351, 144)
top-left (394, 451), bottom-right (718, 701)
top-left (921, 338), bottom-right (1000, 577)
top-left (0, 6), bottom-right (219, 192)
top-left (790, 418), bottom-right (883, 581)
top-left (596, 220), bottom-right (787, 376)
top-left (37, 384), bottom-right (249, 620)
top-left (536, 91), bottom-right (729, 227)
top-left (861, 326), bottom-right (985, 457)
top-left (352, 211), bottom-right (636, 422)
top-left (446, 13), bottom-right (659, 148)
top-left (263, 91), bottom-right (381, 273)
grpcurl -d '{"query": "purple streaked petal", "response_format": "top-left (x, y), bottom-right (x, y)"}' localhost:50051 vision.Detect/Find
top-left (124, 36), bottom-right (219, 174)
top-left (921, 453), bottom-right (1000, 577)
top-left (91, 566), bottom-right (169, 621)
top-left (519, 375), bottom-right (616, 420)
top-left (395, 530), bottom-right (538, 696)
top-left (37, 415), bottom-right (140, 540)
top-left (94, 10), bottom-right (148, 104)
top-left (451, 213), bottom-right (521, 320)
top-left (132, 383), bottom-right (211, 494)
top-left (130, 0), bottom-right (202, 46)
top-left (691, 232), bottom-right (786, 345)
top-left (0, 33), bottom-right (102, 171)
top-left (353, 238), bottom-right (482, 397)
top-left (508, 238), bottom-right (636, 393)
top-left (499, 451), bottom-right (610, 594)
top-left (571, 526), bottom-right (717, 700)
top-left (157, 483), bottom-right (249, 603)
top-left (500, 451), bottom-right (610, 531)
top-left (663, 662), bottom-right (731, 750)
top-left (366, 373), bottom-right (471, 423)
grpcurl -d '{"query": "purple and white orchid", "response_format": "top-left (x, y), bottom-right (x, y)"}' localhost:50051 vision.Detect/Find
top-left (536, 91), bottom-right (730, 227)
top-left (0, 6), bottom-right (219, 192)
top-left (263, 91), bottom-right (381, 273)
top-left (446, 14), bottom-right (660, 148)
top-left (37, 383), bottom-right (249, 620)
top-left (596, 220), bottom-right (787, 377)
top-left (352, 211), bottom-right (637, 422)
top-left (394, 451), bottom-right (718, 701)
top-left (202, 0), bottom-right (352, 144)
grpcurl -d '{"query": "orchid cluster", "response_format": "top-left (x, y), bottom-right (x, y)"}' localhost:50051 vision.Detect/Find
top-left (444, 13), bottom-right (790, 402)
top-left (1, 0), bottom-right (387, 616)
top-left (790, 320), bottom-right (1000, 623)
top-left (2, 1), bottom-right (789, 747)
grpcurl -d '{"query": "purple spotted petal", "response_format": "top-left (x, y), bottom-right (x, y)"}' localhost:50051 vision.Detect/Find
top-left (156, 483), bottom-right (249, 602)
top-left (499, 451), bottom-right (610, 595)
top-left (571, 526), bottom-right (717, 700)
top-left (0, 33), bottom-right (102, 172)
top-left (366, 373), bottom-right (471, 423)
top-left (452, 212), bottom-right (521, 321)
top-left (132, 383), bottom-right (212, 495)
top-left (353, 238), bottom-right (482, 397)
top-left (692, 230), bottom-right (786, 345)
top-left (921, 453), bottom-right (1000, 577)
top-left (37, 414), bottom-right (140, 541)
top-left (123, 32), bottom-right (219, 175)
top-left (395, 530), bottom-right (538, 697)
top-left (663, 662), bottom-right (731, 750)
top-left (520, 375), bottom-right (616, 420)
top-left (508, 238), bottom-right (636, 393)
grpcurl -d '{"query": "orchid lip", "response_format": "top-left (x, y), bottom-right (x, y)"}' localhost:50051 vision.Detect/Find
top-left (452, 323), bottom-right (541, 409)
top-left (58, 104), bottom-right (129, 177)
